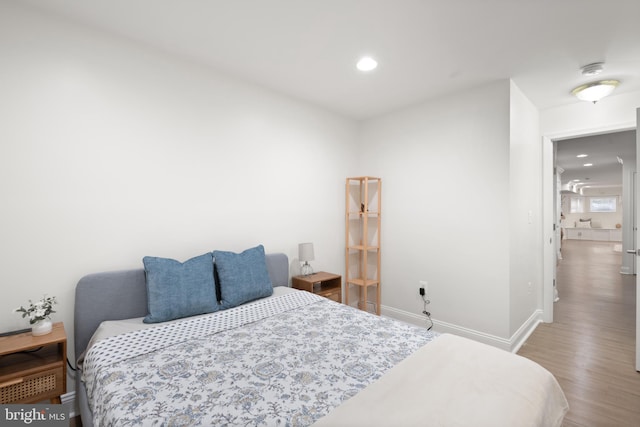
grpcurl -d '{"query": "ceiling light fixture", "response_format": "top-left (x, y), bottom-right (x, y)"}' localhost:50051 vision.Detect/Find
top-left (583, 163), bottom-right (593, 167)
top-left (356, 56), bottom-right (378, 72)
top-left (576, 154), bottom-right (588, 158)
top-left (571, 80), bottom-right (619, 103)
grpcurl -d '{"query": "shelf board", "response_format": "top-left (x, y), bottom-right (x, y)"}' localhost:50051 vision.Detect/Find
top-left (0, 346), bottom-right (63, 379)
top-left (347, 211), bottom-right (380, 216)
top-left (347, 176), bottom-right (381, 180)
top-left (346, 278), bottom-right (379, 287)
top-left (0, 323), bottom-right (66, 356)
top-left (347, 245), bottom-right (380, 251)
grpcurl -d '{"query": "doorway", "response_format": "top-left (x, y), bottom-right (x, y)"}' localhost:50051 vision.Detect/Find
top-left (543, 125), bottom-right (638, 372)
top-left (555, 130), bottom-right (636, 277)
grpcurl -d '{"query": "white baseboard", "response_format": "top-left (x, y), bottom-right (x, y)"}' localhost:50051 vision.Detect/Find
top-left (381, 304), bottom-right (543, 353)
top-left (620, 266), bottom-right (633, 275)
top-left (510, 309), bottom-right (543, 353)
top-left (61, 390), bottom-right (78, 419)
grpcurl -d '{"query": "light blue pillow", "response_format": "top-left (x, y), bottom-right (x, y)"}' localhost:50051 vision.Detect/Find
top-left (143, 252), bottom-right (218, 323)
top-left (213, 245), bottom-right (273, 309)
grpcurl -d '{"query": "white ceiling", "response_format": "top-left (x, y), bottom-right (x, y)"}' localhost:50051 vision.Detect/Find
top-left (556, 130), bottom-right (636, 190)
top-left (17, 0), bottom-right (640, 120)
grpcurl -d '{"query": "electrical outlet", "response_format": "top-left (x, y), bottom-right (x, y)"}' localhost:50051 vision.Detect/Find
top-left (419, 280), bottom-right (428, 294)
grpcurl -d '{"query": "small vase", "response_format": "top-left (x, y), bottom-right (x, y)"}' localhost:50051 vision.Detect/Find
top-left (31, 319), bottom-right (52, 336)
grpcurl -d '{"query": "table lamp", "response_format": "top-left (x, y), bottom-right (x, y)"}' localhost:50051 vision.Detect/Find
top-left (298, 242), bottom-right (314, 276)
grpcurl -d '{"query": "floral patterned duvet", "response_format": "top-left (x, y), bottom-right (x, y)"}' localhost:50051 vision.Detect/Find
top-left (82, 290), bottom-right (437, 427)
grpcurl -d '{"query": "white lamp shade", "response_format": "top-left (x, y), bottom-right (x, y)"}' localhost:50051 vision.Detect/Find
top-left (572, 80), bottom-right (619, 103)
top-left (298, 243), bottom-right (315, 262)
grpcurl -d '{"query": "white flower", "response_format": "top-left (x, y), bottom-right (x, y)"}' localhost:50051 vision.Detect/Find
top-left (14, 295), bottom-right (57, 325)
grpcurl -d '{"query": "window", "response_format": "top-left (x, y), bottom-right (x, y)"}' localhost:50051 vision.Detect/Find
top-left (570, 197), bottom-right (584, 213)
top-left (589, 197), bottom-right (617, 213)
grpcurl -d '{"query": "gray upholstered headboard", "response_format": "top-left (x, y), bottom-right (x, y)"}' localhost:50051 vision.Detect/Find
top-left (73, 252), bottom-right (289, 360)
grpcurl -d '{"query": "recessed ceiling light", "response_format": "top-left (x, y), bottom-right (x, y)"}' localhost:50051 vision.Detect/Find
top-left (356, 57), bottom-right (378, 72)
top-left (583, 163), bottom-right (593, 167)
top-left (576, 154), bottom-right (588, 158)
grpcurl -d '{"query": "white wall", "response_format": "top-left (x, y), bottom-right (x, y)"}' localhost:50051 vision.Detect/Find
top-left (360, 80), bottom-right (512, 340)
top-left (509, 82), bottom-right (543, 337)
top-left (621, 164), bottom-right (636, 275)
top-left (0, 2), bottom-right (357, 360)
top-left (541, 90), bottom-right (640, 136)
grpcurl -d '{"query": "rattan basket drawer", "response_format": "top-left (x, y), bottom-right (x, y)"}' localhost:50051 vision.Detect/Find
top-left (0, 367), bottom-right (64, 404)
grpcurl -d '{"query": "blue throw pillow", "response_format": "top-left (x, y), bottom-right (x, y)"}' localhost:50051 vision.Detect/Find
top-left (143, 252), bottom-right (218, 323)
top-left (213, 245), bottom-right (273, 309)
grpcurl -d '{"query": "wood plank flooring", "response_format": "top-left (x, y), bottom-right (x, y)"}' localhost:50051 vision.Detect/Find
top-left (518, 240), bottom-right (640, 426)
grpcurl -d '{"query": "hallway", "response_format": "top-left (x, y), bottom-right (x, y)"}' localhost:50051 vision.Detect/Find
top-left (518, 239), bottom-right (640, 426)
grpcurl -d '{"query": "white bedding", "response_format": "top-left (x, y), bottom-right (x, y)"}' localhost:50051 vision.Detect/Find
top-left (314, 333), bottom-right (569, 427)
top-left (82, 290), bottom-right (437, 426)
top-left (81, 286), bottom-right (296, 355)
top-left (81, 288), bottom-right (568, 427)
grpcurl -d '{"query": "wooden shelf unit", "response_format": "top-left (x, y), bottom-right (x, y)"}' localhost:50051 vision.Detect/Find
top-left (0, 322), bottom-right (67, 404)
top-left (345, 176), bottom-right (381, 314)
top-left (292, 272), bottom-right (342, 303)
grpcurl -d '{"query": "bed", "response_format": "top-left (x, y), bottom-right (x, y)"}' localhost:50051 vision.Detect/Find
top-left (74, 247), bottom-right (569, 426)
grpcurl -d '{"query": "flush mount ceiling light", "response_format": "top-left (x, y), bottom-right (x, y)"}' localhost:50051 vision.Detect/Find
top-left (583, 163), bottom-right (593, 167)
top-left (571, 80), bottom-right (620, 103)
top-left (576, 154), bottom-right (588, 158)
top-left (571, 62), bottom-right (619, 103)
top-left (356, 56), bottom-right (378, 72)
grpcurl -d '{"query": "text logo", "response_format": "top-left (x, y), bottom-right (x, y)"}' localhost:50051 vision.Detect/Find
top-left (1, 405), bottom-right (67, 426)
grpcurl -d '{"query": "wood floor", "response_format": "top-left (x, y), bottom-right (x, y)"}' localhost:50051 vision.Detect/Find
top-left (518, 239), bottom-right (640, 426)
